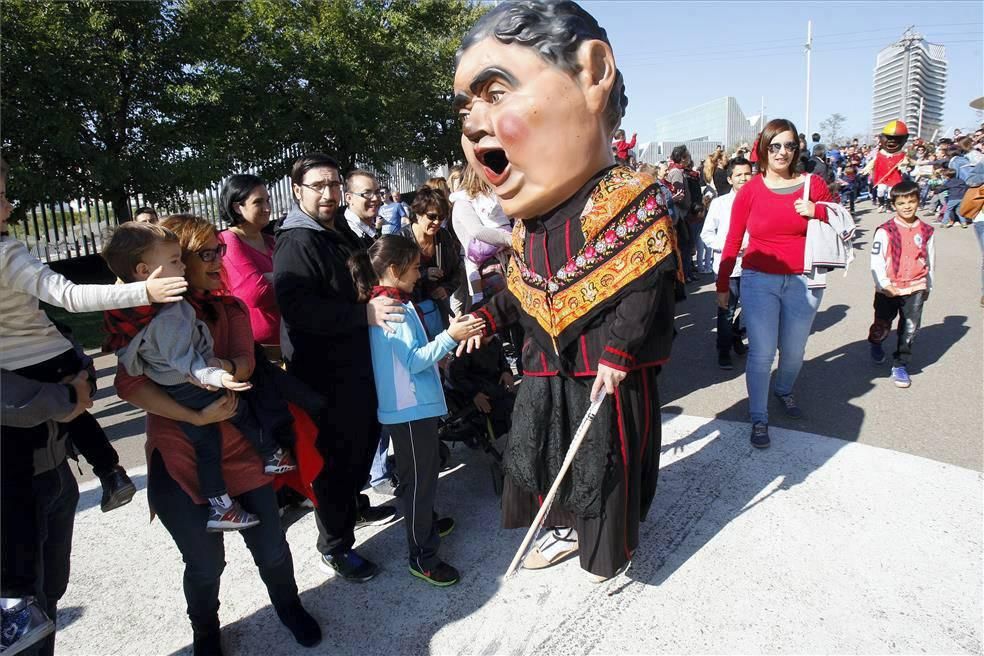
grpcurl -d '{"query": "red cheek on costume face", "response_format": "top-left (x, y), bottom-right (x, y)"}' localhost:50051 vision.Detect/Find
top-left (497, 111), bottom-right (530, 151)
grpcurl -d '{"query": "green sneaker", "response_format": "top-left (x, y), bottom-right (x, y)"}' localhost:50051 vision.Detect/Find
top-left (409, 561), bottom-right (460, 587)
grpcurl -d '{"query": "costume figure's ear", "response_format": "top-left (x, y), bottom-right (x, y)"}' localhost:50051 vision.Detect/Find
top-left (575, 39), bottom-right (617, 121)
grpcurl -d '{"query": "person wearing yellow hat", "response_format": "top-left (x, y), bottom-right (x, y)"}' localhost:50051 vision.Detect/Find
top-left (863, 120), bottom-right (911, 213)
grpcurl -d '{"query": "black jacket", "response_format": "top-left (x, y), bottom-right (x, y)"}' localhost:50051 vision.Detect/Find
top-left (273, 206), bottom-right (371, 383)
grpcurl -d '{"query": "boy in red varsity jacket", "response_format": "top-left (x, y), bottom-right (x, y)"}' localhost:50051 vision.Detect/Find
top-left (868, 180), bottom-right (935, 389)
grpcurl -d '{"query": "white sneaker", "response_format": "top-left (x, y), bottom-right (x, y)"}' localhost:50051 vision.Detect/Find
top-left (523, 527), bottom-right (578, 569)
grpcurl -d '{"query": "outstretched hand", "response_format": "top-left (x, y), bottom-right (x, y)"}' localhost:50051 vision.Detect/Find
top-left (456, 333), bottom-right (483, 357)
top-left (145, 266), bottom-right (188, 303)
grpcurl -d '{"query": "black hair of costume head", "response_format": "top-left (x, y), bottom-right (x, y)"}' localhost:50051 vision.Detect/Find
top-left (457, 0), bottom-right (627, 134)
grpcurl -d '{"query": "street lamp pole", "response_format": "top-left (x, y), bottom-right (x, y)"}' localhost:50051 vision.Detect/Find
top-left (804, 20), bottom-right (813, 137)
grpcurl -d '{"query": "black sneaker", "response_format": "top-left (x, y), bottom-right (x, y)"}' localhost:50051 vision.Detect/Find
top-left (409, 560), bottom-right (460, 587)
top-left (718, 352), bottom-right (733, 370)
top-left (732, 339), bottom-right (748, 355)
top-left (355, 505), bottom-right (398, 528)
top-left (750, 422), bottom-right (770, 449)
top-left (436, 516), bottom-right (455, 538)
top-left (274, 600), bottom-right (321, 648)
top-left (774, 393), bottom-right (804, 419)
top-left (191, 619), bottom-right (223, 656)
top-left (319, 550), bottom-right (378, 582)
top-left (99, 466), bottom-right (137, 513)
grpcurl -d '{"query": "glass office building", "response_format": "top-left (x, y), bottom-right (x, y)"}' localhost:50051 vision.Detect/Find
top-left (871, 30), bottom-right (946, 140)
top-left (642, 97), bottom-right (762, 164)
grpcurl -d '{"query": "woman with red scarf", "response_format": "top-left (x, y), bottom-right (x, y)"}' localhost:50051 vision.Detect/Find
top-left (114, 214), bottom-right (320, 655)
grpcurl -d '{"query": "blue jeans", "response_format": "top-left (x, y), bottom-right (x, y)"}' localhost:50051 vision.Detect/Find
top-left (368, 430), bottom-right (393, 487)
top-left (942, 199), bottom-right (969, 226)
top-left (740, 270), bottom-right (823, 425)
top-left (694, 220), bottom-right (713, 272)
top-left (975, 221), bottom-right (984, 295)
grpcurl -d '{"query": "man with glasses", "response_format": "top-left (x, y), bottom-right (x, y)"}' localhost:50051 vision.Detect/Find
top-left (274, 153), bottom-right (404, 583)
top-left (341, 170), bottom-right (384, 249)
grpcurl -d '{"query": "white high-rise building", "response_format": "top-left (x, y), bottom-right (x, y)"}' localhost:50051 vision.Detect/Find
top-left (641, 97), bottom-right (763, 165)
top-left (871, 28), bottom-right (946, 140)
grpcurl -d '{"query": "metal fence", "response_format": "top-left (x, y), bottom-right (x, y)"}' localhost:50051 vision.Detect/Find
top-left (8, 158), bottom-right (439, 263)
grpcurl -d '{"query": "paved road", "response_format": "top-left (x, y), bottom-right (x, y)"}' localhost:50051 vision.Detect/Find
top-left (61, 415), bottom-right (982, 655)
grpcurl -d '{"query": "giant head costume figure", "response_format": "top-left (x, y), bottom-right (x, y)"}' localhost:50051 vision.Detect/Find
top-left (453, 0), bottom-right (627, 220)
top-left (879, 120), bottom-right (909, 154)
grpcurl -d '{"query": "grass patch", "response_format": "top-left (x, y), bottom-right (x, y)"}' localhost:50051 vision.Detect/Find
top-left (41, 303), bottom-right (106, 351)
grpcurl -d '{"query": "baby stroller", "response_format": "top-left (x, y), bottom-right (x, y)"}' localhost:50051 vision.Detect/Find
top-left (437, 383), bottom-right (507, 496)
top-left (438, 344), bottom-right (515, 495)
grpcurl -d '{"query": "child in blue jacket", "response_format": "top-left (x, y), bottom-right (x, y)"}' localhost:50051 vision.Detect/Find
top-left (349, 235), bottom-right (484, 586)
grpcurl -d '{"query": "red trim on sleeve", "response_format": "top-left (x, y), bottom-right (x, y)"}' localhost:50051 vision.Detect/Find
top-left (476, 307), bottom-right (496, 335)
top-left (604, 346), bottom-right (636, 361)
top-left (598, 358), bottom-right (630, 373)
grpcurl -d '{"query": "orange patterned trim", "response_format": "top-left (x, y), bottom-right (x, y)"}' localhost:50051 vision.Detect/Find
top-left (507, 167), bottom-right (677, 339)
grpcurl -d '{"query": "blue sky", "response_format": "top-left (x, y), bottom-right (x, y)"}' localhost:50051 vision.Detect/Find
top-left (579, 1), bottom-right (982, 143)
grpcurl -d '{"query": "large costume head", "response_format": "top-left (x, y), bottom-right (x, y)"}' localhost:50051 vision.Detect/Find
top-left (453, 0), bottom-right (626, 219)
top-left (879, 120), bottom-right (909, 154)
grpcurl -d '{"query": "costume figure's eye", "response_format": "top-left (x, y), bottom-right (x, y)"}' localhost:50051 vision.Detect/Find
top-left (489, 90), bottom-right (505, 104)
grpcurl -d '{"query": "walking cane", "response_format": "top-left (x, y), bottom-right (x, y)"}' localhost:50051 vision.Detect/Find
top-left (505, 395), bottom-right (606, 577)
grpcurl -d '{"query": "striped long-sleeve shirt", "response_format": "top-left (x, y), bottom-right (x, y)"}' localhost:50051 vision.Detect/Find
top-left (0, 237), bottom-right (149, 369)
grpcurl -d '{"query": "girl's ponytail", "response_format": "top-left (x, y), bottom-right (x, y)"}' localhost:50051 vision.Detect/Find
top-left (348, 249), bottom-right (378, 303)
top-left (348, 235), bottom-right (421, 302)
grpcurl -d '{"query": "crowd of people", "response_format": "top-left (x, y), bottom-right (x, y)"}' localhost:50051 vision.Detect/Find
top-left (1, 1), bottom-right (982, 655)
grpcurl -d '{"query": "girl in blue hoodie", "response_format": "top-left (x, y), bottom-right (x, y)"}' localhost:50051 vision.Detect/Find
top-left (349, 235), bottom-right (484, 586)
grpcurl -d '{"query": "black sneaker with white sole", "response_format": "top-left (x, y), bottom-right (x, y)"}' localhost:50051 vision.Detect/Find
top-left (409, 560), bottom-right (460, 587)
top-left (319, 550), bottom-right (378, 582)
top-left (355, 505), bottom-right (398, 528)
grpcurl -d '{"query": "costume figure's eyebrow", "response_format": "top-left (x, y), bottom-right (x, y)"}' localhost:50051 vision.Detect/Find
top-left (451, 66), bottom-right (518, 112)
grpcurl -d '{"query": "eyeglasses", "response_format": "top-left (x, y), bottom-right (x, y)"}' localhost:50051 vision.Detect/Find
top-left (424, 212), bottom-right (442, 223)
top-left (768, 142), bottom-right (799, 154)
top-left (300, 181), bottom-right (342, 196)
top-left (349, 189), bottom-right (382, 200)
top-left (196, 244), bottom-right (227, 262)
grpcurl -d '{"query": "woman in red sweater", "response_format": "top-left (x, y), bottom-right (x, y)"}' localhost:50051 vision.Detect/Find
top-left (217, 175), bottom-right (281, 358)
top-left (716, 118), bottom-right (833, 449)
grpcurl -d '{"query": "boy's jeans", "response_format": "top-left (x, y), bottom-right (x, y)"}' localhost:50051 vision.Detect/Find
top-left (867, 291), bottom-right (926, 367)
top-left (740, 270), bottom-right (823, 425)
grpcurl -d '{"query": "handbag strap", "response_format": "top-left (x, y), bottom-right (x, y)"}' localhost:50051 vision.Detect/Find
top-left (802, 173), bottom-right (811, 202)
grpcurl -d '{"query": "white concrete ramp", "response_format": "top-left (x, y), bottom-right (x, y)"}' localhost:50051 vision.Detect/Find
top-left (60, 414), bottom-right (983, 655)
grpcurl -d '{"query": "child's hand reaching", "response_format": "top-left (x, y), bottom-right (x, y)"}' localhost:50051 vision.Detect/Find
top-left (220, 373), bottom-right (252, 392)
top-left (208, 357), bottom-right (234, 373)
top-left (448, 314), bottom-right (484, 342)
top-left (145, 266), bottom-right (189, 303)
top-left (499, 371), bottom-right (516, 391)
top-left (473, 392), bottom-right (492, 414)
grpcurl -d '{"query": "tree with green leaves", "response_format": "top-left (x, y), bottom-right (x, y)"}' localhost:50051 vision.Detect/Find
top-left (1, 0), bottom-right (484, 223)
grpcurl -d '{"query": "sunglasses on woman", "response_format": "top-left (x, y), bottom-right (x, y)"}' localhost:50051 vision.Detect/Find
top-left (768, 142), bottom-right (799, 154)
top-left (196, 244), bottom-right (227, 262)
